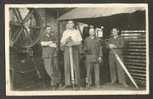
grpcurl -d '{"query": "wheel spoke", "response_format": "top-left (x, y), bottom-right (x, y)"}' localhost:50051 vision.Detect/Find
top-left (12, 9), bottom-right (22, 23)
top-left (12, 27), bottom-right (24, 43)
top-left (23, 26), bottom-right (30, 37)
top-left (16, 9), bottom-right (24, 23)
top-left (23, 9), bottom-right (34, 24)
top-left (14, 8), bottom-right (24, 23)
top-left (22, 26), bottom-right (33, 42)
top-left (10, 21), bottom-right (21, 26)
top-left (23, 30), bottom-right (33, 46)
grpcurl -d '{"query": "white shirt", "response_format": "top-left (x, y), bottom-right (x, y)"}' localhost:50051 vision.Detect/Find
top-left (60, 29), bottom-right (82, 44)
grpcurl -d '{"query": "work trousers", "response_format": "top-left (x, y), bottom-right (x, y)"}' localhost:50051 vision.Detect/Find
top-left (64, 47), bottom-right (80, 86)
top-left (109, 51), bottom-right (126, 84)
top-left (43, 57), bottom-right (61, 86)
top-left (86, 61), bottom-right (100, 86)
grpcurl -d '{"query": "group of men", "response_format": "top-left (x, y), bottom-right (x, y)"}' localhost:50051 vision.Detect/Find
top-left (41, 20), bottom-right (128, 89)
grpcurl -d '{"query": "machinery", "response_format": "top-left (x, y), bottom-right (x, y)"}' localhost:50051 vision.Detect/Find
top-left (9, 8), bottom-right (47, 90)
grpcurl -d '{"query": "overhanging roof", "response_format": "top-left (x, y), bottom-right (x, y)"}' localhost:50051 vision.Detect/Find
top-left (58, 7), bottom-right (145, 20)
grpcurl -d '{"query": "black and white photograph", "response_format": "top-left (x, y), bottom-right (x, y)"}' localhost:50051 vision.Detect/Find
top-left (5, 4), bottom-right (149, 95)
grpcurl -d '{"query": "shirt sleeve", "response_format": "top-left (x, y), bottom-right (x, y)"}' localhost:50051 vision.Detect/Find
top-left (99, 46), bottom-right (103, 57)
top-left (118, 37), bottom-right (125, 48)
top-left (97, 40), bottom-right (103, 57)
top-left (60, 31), bottom-right (67, 44)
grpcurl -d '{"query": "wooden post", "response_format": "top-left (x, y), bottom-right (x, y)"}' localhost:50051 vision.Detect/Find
top-left (57, 9), bottom-right (61, 51)
top-left (56, 9), bottom-right (61, 78)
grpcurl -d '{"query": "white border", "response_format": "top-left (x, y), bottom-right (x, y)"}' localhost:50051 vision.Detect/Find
top-left (5, 4), bottom-right (149, 96)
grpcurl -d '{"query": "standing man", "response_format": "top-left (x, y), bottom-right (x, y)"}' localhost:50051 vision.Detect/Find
top-left (84, 27), bottom-right (103, 88)
top-left (108, 28), bottom-right (128, 87)
top-left (41, 26), bottom-right (60, 88)
top-left (60, 20), bottom-right (82, 88)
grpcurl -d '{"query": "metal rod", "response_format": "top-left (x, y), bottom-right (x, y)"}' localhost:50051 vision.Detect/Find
top-left (111, 48), bottom-right (139, 89)
top-left (69, 46), bottom-right (75, 87)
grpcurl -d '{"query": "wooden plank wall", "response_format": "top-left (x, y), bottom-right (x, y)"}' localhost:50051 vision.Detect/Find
top-left (121, 30), bottom-right (146, 87)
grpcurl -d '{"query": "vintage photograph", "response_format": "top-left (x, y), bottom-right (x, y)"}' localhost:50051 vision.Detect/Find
top-left (5, 4), bottom-right (149, 95)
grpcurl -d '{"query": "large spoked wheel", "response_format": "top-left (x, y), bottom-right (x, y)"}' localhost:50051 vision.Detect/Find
top-left (10, 8), bottom-right (45, 48)
top-left (9, 8), bottom-right (46, 90)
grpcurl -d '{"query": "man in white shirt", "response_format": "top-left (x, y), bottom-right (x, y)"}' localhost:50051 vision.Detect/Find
top-left (60, 20), bottom-right (82, 88)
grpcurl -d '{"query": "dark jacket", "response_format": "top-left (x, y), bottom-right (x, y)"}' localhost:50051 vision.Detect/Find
top-left (84, 37), bottom-right (103, 62)
top-left (41, 33), bottom-right (57, 58)
top-left (108, 36), bottom-right (125, 55)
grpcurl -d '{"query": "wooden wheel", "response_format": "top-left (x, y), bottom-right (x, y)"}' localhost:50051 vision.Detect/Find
top-left (10, 8), bottom-right (44, 48)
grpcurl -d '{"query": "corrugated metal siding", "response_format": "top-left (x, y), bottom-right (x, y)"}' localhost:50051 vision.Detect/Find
top-left (121, 30), bottom-right (146, 87)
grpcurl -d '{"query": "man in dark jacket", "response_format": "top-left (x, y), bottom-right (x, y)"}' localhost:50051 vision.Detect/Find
top-left (108, 28), bottom-right (128, 87)
top-left (84, 27), bottom-right (103, 88)
top-left (41, 26), bottom-right (60, 88)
